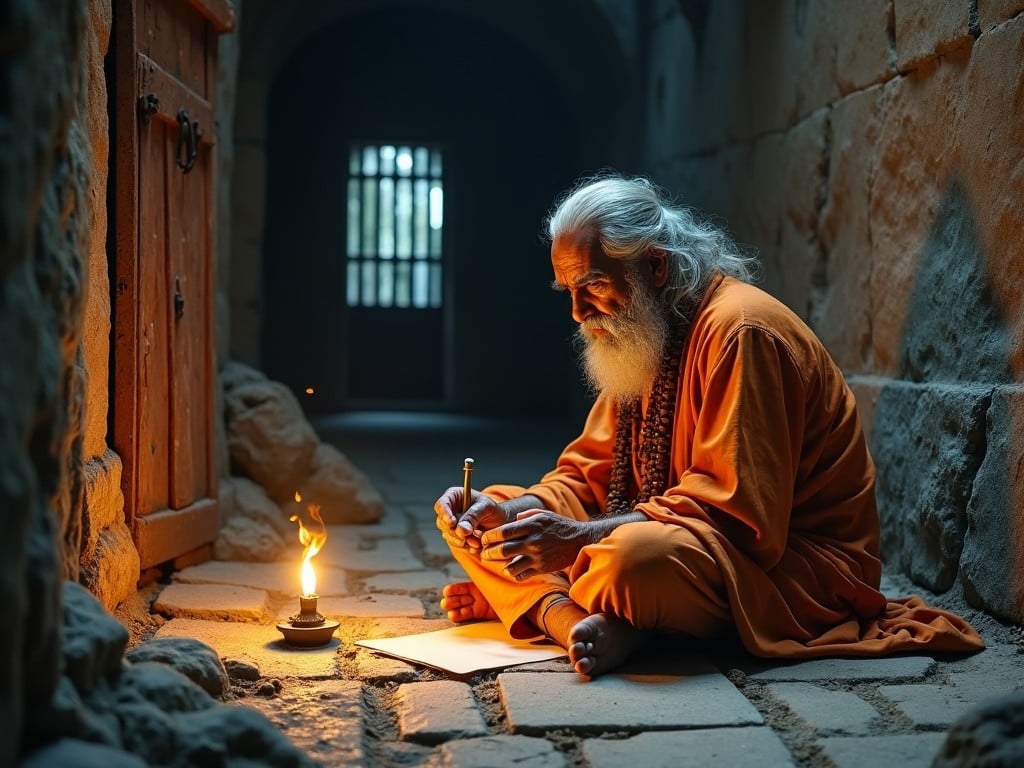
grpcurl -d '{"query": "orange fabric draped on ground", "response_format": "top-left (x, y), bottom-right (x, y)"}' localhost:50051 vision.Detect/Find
top-left (464, 275), bottom-right (983, 658)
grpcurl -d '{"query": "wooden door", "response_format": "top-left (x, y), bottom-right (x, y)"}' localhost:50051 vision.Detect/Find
top-left (112, 0), bottom-right (234, 571)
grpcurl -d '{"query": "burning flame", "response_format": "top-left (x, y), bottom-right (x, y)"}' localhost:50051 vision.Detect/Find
top-left (290, 495), bottom-right (326, 597)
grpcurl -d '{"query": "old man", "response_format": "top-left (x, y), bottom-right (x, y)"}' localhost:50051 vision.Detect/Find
top-left (434, 172), bottom-right (983, 677)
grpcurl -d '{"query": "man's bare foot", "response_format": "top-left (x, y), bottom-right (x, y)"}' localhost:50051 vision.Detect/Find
top-left (440, 582), bottom-right (498, 623)
top-left (568, 613), bottom-right (650, 677)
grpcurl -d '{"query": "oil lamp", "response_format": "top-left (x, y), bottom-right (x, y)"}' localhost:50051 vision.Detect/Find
top-left (276, 499), bottom-right (339, 647)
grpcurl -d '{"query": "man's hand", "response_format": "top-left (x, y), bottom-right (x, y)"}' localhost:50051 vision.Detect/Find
top-left (479, 510), bottom-right (597, 580)
top-left (434, 487), bottom-right (513, 551)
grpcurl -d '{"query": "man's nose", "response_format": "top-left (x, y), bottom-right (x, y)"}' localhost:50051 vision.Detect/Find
top-left (570, 292), bottom-right (594, 324)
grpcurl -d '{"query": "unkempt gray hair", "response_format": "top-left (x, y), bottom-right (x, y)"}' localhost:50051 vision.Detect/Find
top-left (545, 172), bottom-right (759, 316)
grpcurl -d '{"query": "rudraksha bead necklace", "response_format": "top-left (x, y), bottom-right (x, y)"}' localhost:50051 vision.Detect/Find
top-left (605, 315), bottom-right (689, 516)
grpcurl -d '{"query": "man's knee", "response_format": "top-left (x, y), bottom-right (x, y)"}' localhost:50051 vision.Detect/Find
top-left (579, 521), bottom-right (715, 581)
top-left (569, 521), bottom-right (729, 632)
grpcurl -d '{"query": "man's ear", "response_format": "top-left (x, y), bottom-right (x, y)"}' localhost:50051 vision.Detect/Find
top-left (648, 247), bottom-right (669, 288)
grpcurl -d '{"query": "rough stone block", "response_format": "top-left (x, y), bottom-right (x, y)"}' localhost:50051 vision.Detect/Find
top-left (174, 560), bottom-right (339, 597)
top-left (302, 593), bottom-right (424, 620)
top-left (870, 382), bottom-right (989, 590)
top-left (81, 450), bottom-right (125, 556)
top-left (961, 386), bottom-right (1024, 624)
top-left (395, 680), bottom-right (488, 744)
top-left (821, 733), bottom-right (946, 768)
top-left (895, 0), bottom-right (974, 71)
top-left (499, 666), bottom-right (762, 733)
top-left (977, 0), bottom-right (1024, 30)
top-left (583, 728), bottom-right (795, 768)
top-left (364, 570), bottom-right (449, 593)
top-left (846, 375), bottom-right (885, 445)
top-left (879, 676), bottom-right (1022, 727)
top-left (932, 692), bottom-right (1024, 767)
top-left (745, 655), bottom-right (936, 682)
top-left (836, 0), bottom-right (895, 93)
top-left (153, 583), bottom-right (270, 623)
top-left (320, 537), bottom-right (423, 572)
top-left (767, 682), bottom-right (882, 734)
top-left (896, 181), bottom-right (1012, 384)
top-left (351, 649), bottom-right (419, 684)
top-left (817, 87), bottom-right (884, 372)
top-left (795, 0), bottom-right (840, 116)
top-left (958, 15), bottom-right (1024, 374)
top-left (777, 109), bottom-right (829, 320)
top-left (430, 735), bottom-right (567, 768)
top-left (156, 619), bottom-right (341, 679)
top-left (869, 61), bottom-right (967, 376)
top-left (240, 679), bottom-right (365, 766)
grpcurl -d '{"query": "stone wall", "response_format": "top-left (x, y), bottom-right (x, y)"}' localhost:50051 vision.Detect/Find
top-left (643, 0), bottom-right (1024, 624)
top-left (0, 0), bottom-right (90, 761)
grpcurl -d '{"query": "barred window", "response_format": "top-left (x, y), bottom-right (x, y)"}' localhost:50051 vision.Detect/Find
top-left (345, 144), bottom-right (444, 308)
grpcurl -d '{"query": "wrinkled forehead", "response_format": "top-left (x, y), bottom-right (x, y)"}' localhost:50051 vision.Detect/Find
top-left (550, 228), bottom-right (620, 287)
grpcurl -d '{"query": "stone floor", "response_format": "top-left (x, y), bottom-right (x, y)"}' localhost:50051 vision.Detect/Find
top-left (147, 411), bottom-right (1023, 767)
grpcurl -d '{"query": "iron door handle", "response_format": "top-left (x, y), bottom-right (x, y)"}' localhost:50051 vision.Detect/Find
top-left (175, 108), bottom-right (202, 174)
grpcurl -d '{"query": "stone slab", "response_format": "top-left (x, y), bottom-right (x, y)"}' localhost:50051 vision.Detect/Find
top-left (767, 682), bottom-right (881, 734)
top-left (153, 583), bottom-right (270, 622)
top-left (241, 678), bottom-right (364, 766)
top-left (499, 664), bottom-right (762, 734)
top-left (419, 528), bottom-right (457, 561)
top-left (583, 727), bottom-right (795, 768)
top-left (395, 680), bottom-right (488, 744)
top-left (746, 656), bottom-right (936, 682)
top-left (880, 670), bottom-right (1024, 727)
top-left (364, 569), bottom-right (449, 592)
top-left (319, 537), bottom-right (424, 572)
top-left (156, 618), bottom-right (341, 679)
top-left (277, 594), bottom-right (425, 620)
top-left (351, 649), bottom-right (420, 684)
top-left (428, 735), bottom-right (567, 768)
top-left (820, 733), bottom-right (946, 768)
top-left (174, 560), bottom-right (348, 597)
top-left (326, 514), bottom-right (408, 540)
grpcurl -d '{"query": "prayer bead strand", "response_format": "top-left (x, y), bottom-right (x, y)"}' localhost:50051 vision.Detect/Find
top-left (606, 314), bottom-right (689, 516)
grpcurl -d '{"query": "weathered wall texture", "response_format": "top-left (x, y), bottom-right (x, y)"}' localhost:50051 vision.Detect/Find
top-left (0, 0), bottom-right (90, 761)
top-left (78, 0), bottom-right (140, 615)
top-left (643, 0), bottom-right (1024, 624)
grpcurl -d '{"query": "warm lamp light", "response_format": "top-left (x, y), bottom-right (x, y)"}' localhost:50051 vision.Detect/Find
top-left (276, 499), bottom-right (339, 647)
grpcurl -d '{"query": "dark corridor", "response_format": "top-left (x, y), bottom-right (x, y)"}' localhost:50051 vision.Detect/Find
top-left (261, 7), bottom-right (598, 419)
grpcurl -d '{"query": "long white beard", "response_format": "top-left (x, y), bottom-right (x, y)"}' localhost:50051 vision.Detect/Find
top-left (576, 279), bottom-right (670, 400)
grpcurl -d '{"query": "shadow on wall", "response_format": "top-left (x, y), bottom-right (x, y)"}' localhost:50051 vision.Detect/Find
top-left (870, 178), bottom-right (1022, 623)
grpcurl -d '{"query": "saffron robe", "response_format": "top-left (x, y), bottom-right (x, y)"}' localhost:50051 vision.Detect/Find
top-left (456, 274), bottom-right (983, 658)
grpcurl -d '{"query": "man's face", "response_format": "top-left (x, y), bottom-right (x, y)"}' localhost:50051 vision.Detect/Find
top-left (551, 227), bottom-right (635, 332)
top-left (551, 228), bottom-right (670, 398)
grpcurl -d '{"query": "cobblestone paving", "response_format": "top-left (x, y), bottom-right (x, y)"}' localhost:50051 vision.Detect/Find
top-left (148, 413), bottom-right (1024, 767)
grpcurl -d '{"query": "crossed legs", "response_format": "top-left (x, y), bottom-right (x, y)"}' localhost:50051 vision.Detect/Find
top-left (444, 520), bottom-right (732, 676)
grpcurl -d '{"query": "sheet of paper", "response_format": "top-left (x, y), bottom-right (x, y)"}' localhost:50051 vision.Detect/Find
top-left (355, 621), bottom-right (566, 675)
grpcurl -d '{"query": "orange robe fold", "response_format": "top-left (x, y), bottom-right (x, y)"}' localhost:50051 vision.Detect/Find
top-left (475, 275), bottom-right (983, 658)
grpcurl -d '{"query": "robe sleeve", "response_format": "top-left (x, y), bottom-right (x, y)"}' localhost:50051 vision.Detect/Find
top-left (638, 323), bottom-right (807, 570)
top-left (483, 395), bottom-right (619, 522)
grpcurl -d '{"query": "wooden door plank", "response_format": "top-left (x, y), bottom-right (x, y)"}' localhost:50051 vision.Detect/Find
top-left (136, 116), bottom-right (171, 516)
top-left (138, 52), bottom-right (214, 133)
top-left (134, 497), bottom-right (219, 569)
top-left (113, 0), bottom-right (141, 528)
top-left (166, 128), bottom-right (200, 508)
top-left (138, 0), bottom-right (211, 99)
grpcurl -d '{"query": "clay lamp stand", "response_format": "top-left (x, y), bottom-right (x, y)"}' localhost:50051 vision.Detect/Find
top-left (276, 594), bottom-right (339, 648)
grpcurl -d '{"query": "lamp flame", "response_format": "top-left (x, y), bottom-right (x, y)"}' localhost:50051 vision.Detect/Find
top-left (290, 499), bottom-right (326, 598)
